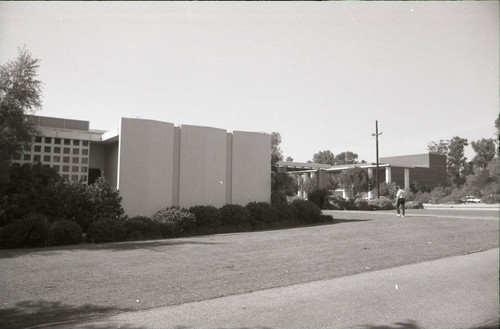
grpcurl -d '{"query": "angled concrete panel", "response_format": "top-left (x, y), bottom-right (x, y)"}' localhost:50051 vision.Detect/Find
top-left (118, 118), bottom-right (175, 217)
top-left (231, 131), bottom-right (271, 205)
top-left (179, 125), bottom-right (227, 208)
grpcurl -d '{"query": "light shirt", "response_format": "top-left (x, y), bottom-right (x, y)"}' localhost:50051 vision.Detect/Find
top-left (396, 189), bottom-right (406, 199)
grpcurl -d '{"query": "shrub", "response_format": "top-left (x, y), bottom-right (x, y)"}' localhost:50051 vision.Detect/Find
top-left (483, 193), bottom-right (500, 204)
top-left (272, 202), bottom-right (299, 228)
top-left (308, 189), bottom-right (331, 210)
top-left (49, 220), bottom-right (83, 246)
top-left (123, 216), bottom-right (160, 241)
top-left (245, 202), bottom-right (279, 230)
top-left (412, 191), bottom-right (431, 204)
top-left (87, 175), bottom-right (124, 221)
top-left (291, 199), bottom-right (322, 224)
top-left (153, 207), bottom-right (196, 237)
top-left (86, 217), bottom-right (125, 243)
top-left (405, 201), bottom-right (424, 209)
top-left (328, 195), bottom-right (356, 210)
top-left (0, 214), bottom-right (50, 249)
top-left (368, 198), bottom-right (395, 210)
top-left (354, 198), bottom-right (373, 211)
top-left (189, 205), bottom-right (222, 230)
top-left (219, 204), bottom-right (253, 232)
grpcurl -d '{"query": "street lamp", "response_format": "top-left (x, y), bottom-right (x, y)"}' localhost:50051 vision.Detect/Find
top-left (372, 120), bottom-right (382, 198)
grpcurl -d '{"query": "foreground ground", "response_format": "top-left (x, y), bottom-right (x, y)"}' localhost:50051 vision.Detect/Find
top-left (0, 208), bottom-right (498, 328)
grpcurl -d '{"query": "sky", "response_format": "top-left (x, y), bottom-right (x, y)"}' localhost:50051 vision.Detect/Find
top-left (0, 1), bottom-right (498, 163)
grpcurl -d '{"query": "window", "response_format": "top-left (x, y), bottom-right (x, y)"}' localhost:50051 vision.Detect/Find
top-left (81, 166), bottom-right (88, 173)
top-left (81, 158), bottom-right (88, 164)
top-left (53, 165), bottom-right (60, 172)
top-left (53, 156), bottom-right (60, 162)
top-left (63, 148), bottom-right (70, 154)
top-left (73, 148), bottom-right (80, 155)
top-left (72, 166), bottom-right (79, 172)
top-left (24, 144), bottom-right (31, 151)
top-left (54, 147), bottom-right (61, 153)
top-left (23, 154), bottom-right (31, 161)
top-left (54, 138), bottom-right (61, 145)
top-left (34, 145), bottom-right (41, 152)
top-left (63, 157), bottom-right (70, 163)
top-left (82, 149), bottom-right (89, 155)
top-left (72, 157), bottom-right (79, 164)
top-left (62, 165), bottom-right (69, 172)
top-left (64, 139), bottom-right (71, 145)
top-left (34, 155), bottom-right (41, 162)
top-left (45, 137), bottom-right (52, 143)
top-left (82, 141), bottom-right (89, 147)
top-left (35, 136), bottom-right (42, 143)
top-left (43, 155), bottom-right (50, 162)
top-left (13, 153), bottom-right (21, 160)
top-left (81, 175), bottom-right (87, 181)
top-left (71, 175), bottom-right (79, 181)
top-left (44, 146), bottom-right (51, 153)
top-left (73, 140), bottom-right (80, 146)
top-left (62, 174), bottom-right (69, 180)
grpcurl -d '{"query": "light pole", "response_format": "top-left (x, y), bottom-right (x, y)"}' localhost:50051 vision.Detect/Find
top-left (372, 121), bottom-right (382, 198)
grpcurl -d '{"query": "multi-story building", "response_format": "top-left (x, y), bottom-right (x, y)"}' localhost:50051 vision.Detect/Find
top-left (11, 115), bottom-right (271, 217)
top-left (10, 116), bottom-right (107, 185)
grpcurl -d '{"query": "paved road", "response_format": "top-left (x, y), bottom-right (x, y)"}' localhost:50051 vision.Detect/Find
top-left (53, 248), bottom-right (499, 329)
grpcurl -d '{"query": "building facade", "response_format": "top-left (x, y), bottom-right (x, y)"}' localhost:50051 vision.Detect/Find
top-left (12, 116), bottom-right (271, 217)
top-left (277, 153), bottom-right (447, 199)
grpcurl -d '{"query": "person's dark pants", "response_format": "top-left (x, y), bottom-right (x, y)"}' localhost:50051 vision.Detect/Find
top-left (396, 198), bottom-right (406, 216)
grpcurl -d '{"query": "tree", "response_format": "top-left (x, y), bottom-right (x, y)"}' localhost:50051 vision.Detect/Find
top-left (285, 156), bottom-right (294, 162)
top-left (0, 47), bottom-right (43, 181)
top-left (427, 140), bottom-right (449, 155)
top-left (471, 138), bottom-right (496, 170)
top-left (334, 151), bottom-right (359, 165)
top-left (447, 136), bottom-right (470, 188)
top-left (271, 132), bottom-right (284, 168)
top-left (312, 150), bottom-right (335, 165)
top-left (271, 172), bottom-right (297, 204)
top-left (337, 167), bottom-right (372, 198)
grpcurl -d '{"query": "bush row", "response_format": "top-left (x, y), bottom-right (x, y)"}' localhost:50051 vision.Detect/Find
top-left (308, 192), bottom-right (423, 211)
top-left (0, 199), bottom-right (332, 248)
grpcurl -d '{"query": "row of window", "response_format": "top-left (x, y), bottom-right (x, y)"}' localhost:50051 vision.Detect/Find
top-left (13, 154), bottom-right (88, 164)
top-left (34, 136), bottom-right (89, 147)
top-left (31, 145), bottom-right (89, 155)
top-left (53, 165), bottom-right (88, 173)
top-left (61, 174), bottom-right (88, 182)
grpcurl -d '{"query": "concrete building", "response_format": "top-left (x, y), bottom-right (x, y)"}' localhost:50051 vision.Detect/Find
top-left (12, 116), bottom-right (271, 217)
top-left (277, 153), bottom-right (447, 199)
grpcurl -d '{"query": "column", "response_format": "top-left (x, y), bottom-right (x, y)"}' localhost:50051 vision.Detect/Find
top-left (385, 167), bottom-right (392, 184)
top-left (404, 168), bottom-right (410, 190)
top-left (367, 168), bottom-right (373, 178)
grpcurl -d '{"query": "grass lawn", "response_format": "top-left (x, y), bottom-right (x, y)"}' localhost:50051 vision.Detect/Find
top-left (0, 208), bottom-right (498, 328)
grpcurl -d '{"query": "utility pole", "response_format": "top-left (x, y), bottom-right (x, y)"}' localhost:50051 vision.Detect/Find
top-left (372, 121), bottom-right (382, 198)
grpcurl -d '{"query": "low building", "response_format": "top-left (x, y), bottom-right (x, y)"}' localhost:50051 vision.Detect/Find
top-left (12, 116), bottom-right (271, 216)
top-left (277, 153), bottom-right (447, 199)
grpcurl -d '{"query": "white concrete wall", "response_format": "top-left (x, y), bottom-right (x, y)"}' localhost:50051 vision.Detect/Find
top-left (179, 125), bottom-right (228, 208)
top-left (231, 131), bottom-right (271, 205)
top-left (118, 118), bottom-right (175, 217)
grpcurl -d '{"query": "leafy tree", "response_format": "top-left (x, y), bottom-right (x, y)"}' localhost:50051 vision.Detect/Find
top-left (87, 173), bottom-right (124, 221)
top-left (312, 150), bottom-right (335, 165)
top-left (271, 171), bottom-right (297, 204)
top-left (471, 138), bottom-right (496, 170)
top-left (334, 151), bottom-right (359, 165)
top-left (0, 47), bottom-right (43, 182)
top-left (447, 136), bottom-right (470, 188)
top-left (337, 167), bottom-right (372, 198)
top-left (285, 156), bottom-right (294, 162)
top-left (271, 132), bottom-right (284, 168)
top-left (427, 140), bottom-right (449, 155)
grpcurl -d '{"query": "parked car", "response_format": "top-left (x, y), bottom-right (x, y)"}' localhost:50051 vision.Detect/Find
top-left (460, 196), bottom-right (481, 203)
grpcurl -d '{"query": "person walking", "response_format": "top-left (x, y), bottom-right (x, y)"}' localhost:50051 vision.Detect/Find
top-left (396, 186), bottom-right (406, 218)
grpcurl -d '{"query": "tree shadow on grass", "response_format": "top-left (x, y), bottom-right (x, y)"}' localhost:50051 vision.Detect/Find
top-left (0, 239), bottom-right (224, 259)
top-left (331, 218), bottom-right (373, 224)
top-left (0, 300), bottom-right (132, 329)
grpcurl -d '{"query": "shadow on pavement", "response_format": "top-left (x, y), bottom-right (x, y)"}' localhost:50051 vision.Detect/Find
top-left (332, 218), bottom-right (373, 224)
top-left (0, 300), bottom-right (132, 329)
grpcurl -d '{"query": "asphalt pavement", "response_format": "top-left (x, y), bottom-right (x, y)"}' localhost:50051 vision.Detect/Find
top-left (50, 248), bottom-right (499, 329)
